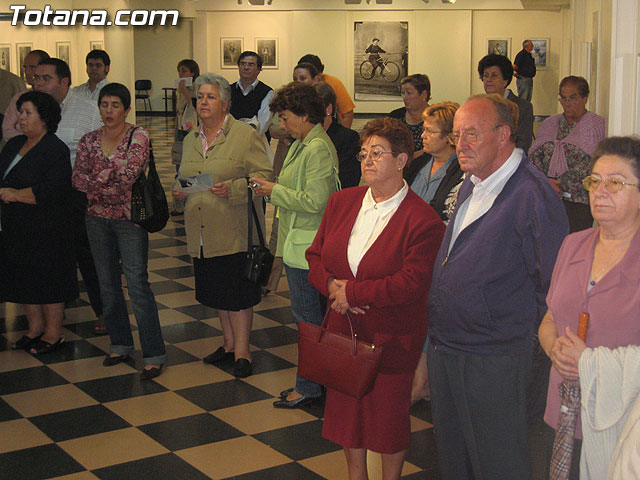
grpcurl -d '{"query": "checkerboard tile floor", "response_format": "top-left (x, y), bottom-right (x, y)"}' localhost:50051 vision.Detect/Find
top-left (0, 116), bottom-right (441, 479)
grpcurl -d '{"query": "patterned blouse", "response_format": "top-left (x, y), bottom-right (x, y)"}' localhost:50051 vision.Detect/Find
top-left (529, 115), bottom-right (591, 205)
top-left (72, 124), bottom-right (150, 220)
top-left (402, 117), bottom-right (424, 153)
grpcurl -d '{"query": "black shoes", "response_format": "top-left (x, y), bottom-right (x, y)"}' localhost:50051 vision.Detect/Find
top-left (273, 394), bottom-right (315, 409)
top-left (12, 334), bottom-right (43, 350)
top-left (103, 354), bottom-right (129, 366)
top-left (141, 365), bottom-right (162, 380)
top-left (203, 347), bottom-right (234, 365)
top-left (233, 358), bottom-right (252, 378)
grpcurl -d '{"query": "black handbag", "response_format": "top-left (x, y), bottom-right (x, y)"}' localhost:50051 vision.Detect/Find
top-left (129, 128), bottom-right (169, 233)
top-left (243, 179), bottom-right (274, 285)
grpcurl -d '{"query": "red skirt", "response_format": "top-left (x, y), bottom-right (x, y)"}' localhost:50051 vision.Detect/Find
top-left (322, 371), bottom-right (413, 454)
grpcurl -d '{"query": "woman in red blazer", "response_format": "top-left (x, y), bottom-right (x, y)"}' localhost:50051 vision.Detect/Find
top-left (306, 117), bottom-right (445, 479)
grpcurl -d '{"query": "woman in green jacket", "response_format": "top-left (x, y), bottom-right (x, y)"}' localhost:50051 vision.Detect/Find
top-left (250, 82), bottom-right (339, 408)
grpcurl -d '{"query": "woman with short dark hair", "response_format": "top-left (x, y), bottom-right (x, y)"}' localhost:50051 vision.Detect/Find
top-left (389, 74), bottom-right (431, 159)
top-left (73, 82), bottom-right (167, 379)
top-left (306, 116), bottom-right (445, 479)
top-left (250, 82), bottom-right (339, 407)
top-left (529, 76), bottom-right (607, 232)
top-left (0, 90), bottom-right (77, 354)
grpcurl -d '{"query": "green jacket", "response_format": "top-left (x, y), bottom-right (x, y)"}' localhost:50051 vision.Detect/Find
top-left (270, 123), bottom-right (339, 269)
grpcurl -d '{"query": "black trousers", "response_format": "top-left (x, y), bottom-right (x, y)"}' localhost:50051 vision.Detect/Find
top-left (71, 189), bottom-right (103, 317)
top-left (428, 341), bottom-right (533, 480)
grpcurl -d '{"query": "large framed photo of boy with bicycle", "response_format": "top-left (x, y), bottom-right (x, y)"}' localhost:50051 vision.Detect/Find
top-left (354, 21), bottom-right (408, 101)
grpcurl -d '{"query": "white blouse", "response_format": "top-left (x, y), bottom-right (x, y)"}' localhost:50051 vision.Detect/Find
top-left (347, 181), bottom-right (409, 276)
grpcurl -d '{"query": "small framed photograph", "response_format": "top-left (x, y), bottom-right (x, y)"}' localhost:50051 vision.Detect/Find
top-left (255, 37), bottom-right (278, 69)
top-left (487, 37), bottom-right (511, 58)
top-left (16, 43), bottom-right (32, 80)
top-left (0, 44), bottom-right (11, 72)
top-left (221, 37), bottom-right (243, 69)
top-left (56, 41), bottom-right (71, 65)
top-left (90, 41), bottom-right (103, 51)
top-left (530, 38), bottom-right (549, 69)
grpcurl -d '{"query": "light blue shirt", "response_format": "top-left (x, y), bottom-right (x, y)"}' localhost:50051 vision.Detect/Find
top-left (410, 153), bottom-right (456, 204)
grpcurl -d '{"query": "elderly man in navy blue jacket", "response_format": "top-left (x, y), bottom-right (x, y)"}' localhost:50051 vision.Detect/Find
top-left (426, 94), bottom-right (569, 480)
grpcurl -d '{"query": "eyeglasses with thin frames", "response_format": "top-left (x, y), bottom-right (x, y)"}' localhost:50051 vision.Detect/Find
top-left (582, 175), bottom-right (640, 193)
top-left (357, 149), bottom-right (395, 163)
top-left (448, 125), bottom-right (503, 145)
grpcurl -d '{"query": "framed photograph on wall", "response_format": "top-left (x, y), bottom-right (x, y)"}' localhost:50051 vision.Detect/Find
top-left (90, 41), bottom-right (103, 51)
top-left (487, 37), bottom-right (511, 58)
top-left (354, 21), bottom-right (408, 101)
top-left (221, 37), bottom-right (243, 69)
top-left (56, 42), bottom-right (71, 66)
top-left (16, 43), bottom-right (32, 81)
top-left (530, 38), bottom-right (549, 69)
top-left (255, 38), bottom-right (278, 69)
top-left (0, 44), bottom-right (11, 72)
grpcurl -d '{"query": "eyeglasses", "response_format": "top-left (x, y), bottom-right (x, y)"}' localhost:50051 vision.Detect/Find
top-left (448, 125), bottom-right (503, 145)
top-left (482, 72), bottom-right (503, 81)
top-left (357, 149), bottom-right (394, 162)
top-left (557, 94), bottom-right (583, 104)
top-left (239, 62), bottom-right (257, 68)
top-left (582, 175), bottom-right (640, 193)
top-left (422, 129), bottom-right (443, 137)
top-left (33, 74), bottom-right (55, 83)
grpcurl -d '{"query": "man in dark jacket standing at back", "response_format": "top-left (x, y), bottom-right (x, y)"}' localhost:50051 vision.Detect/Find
top-left (229, 51), bottom-right (273, 141)
top-left (514, 39), bottom-right (536, 102)
top-left (426, 94), bottom-right (568, 480)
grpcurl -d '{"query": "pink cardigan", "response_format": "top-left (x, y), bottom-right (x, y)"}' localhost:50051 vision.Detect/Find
top-left (544, 227), bottom-right (640, 438)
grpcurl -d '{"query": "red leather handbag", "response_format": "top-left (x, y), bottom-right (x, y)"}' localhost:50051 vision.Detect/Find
top-left (297, 311), bottom-right (382, 399)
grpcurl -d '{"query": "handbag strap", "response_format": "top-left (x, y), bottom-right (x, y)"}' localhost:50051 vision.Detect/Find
top-left (321, 308), bottom-right (360, 355)
top-left (127, 127), bottom-right (156, 179)
top-left (245, 178), bottom-right (267, 252)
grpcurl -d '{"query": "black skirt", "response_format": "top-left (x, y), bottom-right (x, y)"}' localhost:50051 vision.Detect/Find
top-left (193, 252), bottom-right (261, 311)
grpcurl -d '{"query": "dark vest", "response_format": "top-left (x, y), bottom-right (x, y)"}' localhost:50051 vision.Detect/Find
top-left (230, 81), bottom-right (272, 141)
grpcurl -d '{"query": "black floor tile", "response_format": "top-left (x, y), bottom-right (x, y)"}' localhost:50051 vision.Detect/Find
top-left (150, 280), bottom-right (193, 295)
top-left (0, 314), bottom-right (28, 333)
top-left (176, 380), bottom-right (272, 411)
top-left (0, 397), bottom-right (22, 421)
top-left (160, 227), bottom-right (186, 237)
top-left (175, 254), bottom-right (193, 263)
top-left (409, 399), bottom-right (433, 424)
top-left (0, 335), bottom-right (8, 351)
top-left (138, 413), bottom-right (243, 451)
top-left (405, 428), bottom-right (440, 473)
top-left (0, 444), bottom-right (85, 480)
top-left (0, 366), bottom-right (68, 395)
top-left (174, 304), bottom-right (218, 320)
top-left (162, 344), bottom-right (200, 366)
top-left (225, 462), bottom-right (326, 480)
top-left (148, 238), bottom-right (187, 249)
top-left (64, 297), bottom-right (91, 308)
top-left (274, 291), bottom-right (290, 299)
top-left (401, 470), bottom-right (441, 480)
top-left (253, 420), bottom-right (341, 460)
top-left (152, 265), bottom-right (194, 279)
top-left (256, 307), bottom-right (295, 325)
top-left (29, 404), bottom-right (131, 442)
top-left (148, 250), bottom-right (169, 259)
top-left (32, 339), bottom-right (106, 365)
top-left (161, 321), bottom-right (221, 343)
top-left (250, 325), bottom-right (299, 349)
top-left (216, 350), bottom-right (296, 377)
top-left (75, 373), bottom-right (168, 403)
top-left (92, 453), bottom-right (211, 480)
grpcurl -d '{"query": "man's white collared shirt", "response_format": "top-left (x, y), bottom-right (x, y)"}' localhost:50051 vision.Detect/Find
top-left (449, 148), bottom-right (522, 252)
top-left (56, 90), bottom-right (103, 166)
top-left (73, 78), bottom-right (109, 101)
top-left (235, 79), bottom-right (274, 136)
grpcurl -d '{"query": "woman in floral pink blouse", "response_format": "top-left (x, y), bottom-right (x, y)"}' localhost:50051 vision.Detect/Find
top-left (72, 83), bottom-right (166, 380)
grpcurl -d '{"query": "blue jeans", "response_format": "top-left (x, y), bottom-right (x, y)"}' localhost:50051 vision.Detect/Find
top-left (85, 215), bottom-right (166, 366)
top-left (285, 265), bottom-right (324, 398)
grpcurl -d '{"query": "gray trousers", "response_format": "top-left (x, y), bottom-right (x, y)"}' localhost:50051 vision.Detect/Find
top-left (428, 341), bottom-right (533, 480)
top-left (517, 76), bottom-right (534, 102)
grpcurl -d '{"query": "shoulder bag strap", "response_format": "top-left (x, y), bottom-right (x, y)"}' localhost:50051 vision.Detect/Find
top-left (245, 178), bottom-right (267, 249)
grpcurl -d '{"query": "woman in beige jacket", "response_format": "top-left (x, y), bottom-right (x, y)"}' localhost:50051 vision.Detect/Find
top-left (173, 73), bottom-right (273, 378)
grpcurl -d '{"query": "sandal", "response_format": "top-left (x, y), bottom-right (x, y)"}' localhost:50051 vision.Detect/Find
top-left (12, 334), bottom-right (43, 350)
top-left (30, 337), bottom-right (64, 355)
